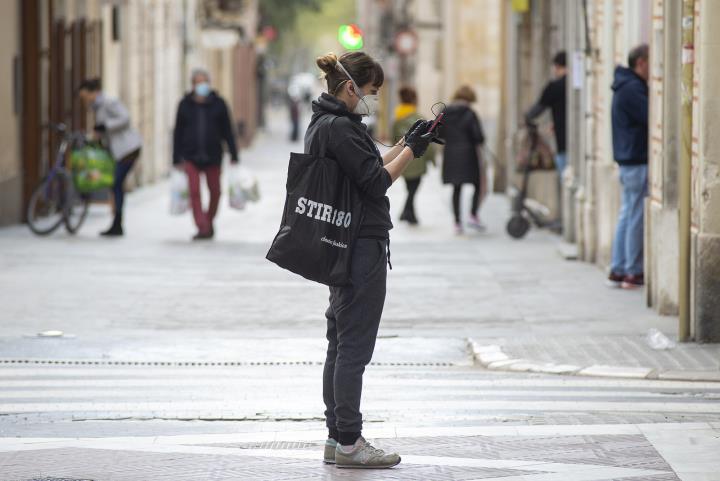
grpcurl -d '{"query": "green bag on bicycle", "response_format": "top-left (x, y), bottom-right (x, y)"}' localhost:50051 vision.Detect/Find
top-left (70, 145), bottom-right (115, 193)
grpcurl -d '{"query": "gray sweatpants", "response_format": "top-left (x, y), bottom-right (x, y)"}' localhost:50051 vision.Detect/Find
top-left (323, 238), bottom-right (388, 434)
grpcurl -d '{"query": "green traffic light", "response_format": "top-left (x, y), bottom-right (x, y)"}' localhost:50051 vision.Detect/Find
top-left (338, 24), bottom-right (363, 50)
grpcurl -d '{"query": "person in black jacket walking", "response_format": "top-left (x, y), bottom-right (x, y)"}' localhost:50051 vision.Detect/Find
top-left (608, 45), bottom-right (650, 289)
top-left (307, 51), bottom-right (432, 469)
top-left (173, 68), bottom-right (238, 240)
top-left (441, 86), bottom-right (486, 234)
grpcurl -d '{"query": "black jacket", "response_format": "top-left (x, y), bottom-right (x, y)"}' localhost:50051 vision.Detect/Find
top-left (611, 67), bottom-right (648, 165)
top-left (305, 93), bottom-right (393, 239)
top-left (526, 75), bottom-right (567, 153)
top-left (173, 91), bottom-right (238, 166)
top-left (439, 103), bottom-right (485, 185)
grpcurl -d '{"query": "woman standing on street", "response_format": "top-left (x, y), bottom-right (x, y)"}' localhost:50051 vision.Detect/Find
top-left (78, 78), bottom-right (142, 237)
top-left (392, 86), bottom-right (434, 225)
top-left (441, 85), bottom-right (487, 235)
top-left (307, 51), bottom-right (431, 469)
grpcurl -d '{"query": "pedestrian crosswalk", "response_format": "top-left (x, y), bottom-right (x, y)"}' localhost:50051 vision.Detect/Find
top-left (1, 359), bottom-right (720, 479)
top-left (2, 362), bottom-right (719, 423)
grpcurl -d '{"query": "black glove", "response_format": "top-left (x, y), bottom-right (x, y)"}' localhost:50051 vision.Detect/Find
top-left (402, 119), bottom-right (424, 144)
top-left (404, 120), bottom-right (432, 158)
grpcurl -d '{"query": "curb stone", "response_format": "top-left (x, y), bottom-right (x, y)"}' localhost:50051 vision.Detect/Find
top-left (467, 339), bottom-right (720, 382)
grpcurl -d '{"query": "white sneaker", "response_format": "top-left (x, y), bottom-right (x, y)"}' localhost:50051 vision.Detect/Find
top-left (335, 436), bottom-right (401, 469)
top-left (468, 215), bottom-right (487, 231)
top-left (323, 438), bottom-right (337, 464)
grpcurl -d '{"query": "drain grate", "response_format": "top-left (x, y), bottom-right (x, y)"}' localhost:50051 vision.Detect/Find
top-left (22, 478), bottom-right (95, 481)
top-left (0, 359), bottom-right (456, 367)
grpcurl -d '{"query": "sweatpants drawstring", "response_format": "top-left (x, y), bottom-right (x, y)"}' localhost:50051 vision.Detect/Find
top-left (386, 238), bottom-right (392, 270)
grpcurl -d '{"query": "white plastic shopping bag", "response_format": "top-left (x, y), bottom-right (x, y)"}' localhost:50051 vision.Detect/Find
top-left (228, 164), bottom-right (260, 210)
top-left (170, 169), bottom-right (189, 215)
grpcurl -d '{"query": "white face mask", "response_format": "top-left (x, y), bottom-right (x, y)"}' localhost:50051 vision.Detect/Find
top-left (336, 61), bottom-right (379, 117)
top-left (352, 91), bottom-right (379, 116)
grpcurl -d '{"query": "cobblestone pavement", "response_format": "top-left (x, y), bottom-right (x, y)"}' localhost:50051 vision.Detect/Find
top-left (499, 336), bottom-right (720, 371)
top-left (2, 115), bottom-right (720, 479)
top-left (0, 427), bottom-right (717, 480)
top-left (0, 428), bottom-right (695, 481)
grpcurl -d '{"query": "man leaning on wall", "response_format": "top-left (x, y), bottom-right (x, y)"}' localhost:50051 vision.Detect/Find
top-left (607, 44), bottom-right (650, 290)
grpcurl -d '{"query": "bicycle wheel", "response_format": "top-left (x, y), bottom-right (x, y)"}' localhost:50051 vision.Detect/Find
top-left (27, 173), bottom-right (67, 235)
top-left (64, 183), bottom-right (90, 234)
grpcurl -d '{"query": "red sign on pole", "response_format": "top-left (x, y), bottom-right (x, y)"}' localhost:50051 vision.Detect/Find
top-left (394, 29), bottom-right (418, 56)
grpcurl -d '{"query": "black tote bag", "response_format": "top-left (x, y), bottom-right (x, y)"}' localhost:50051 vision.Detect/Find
top-left (266, 116), bottom-right (363, 286)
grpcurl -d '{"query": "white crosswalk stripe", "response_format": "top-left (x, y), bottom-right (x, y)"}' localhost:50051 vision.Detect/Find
top-left (2, 363), bottom-right (719, 421)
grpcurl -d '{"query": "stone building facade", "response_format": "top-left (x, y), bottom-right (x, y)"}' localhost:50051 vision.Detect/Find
top-left (0, 0), bottom-right (259, 227)
top-left (502, 0), bottom-right (719, 341)
top-left (356, 0), bottom-right (502, 160)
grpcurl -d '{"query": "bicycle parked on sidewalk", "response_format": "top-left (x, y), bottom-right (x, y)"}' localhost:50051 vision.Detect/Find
top-left (27, 123), bottom-right (96, 235)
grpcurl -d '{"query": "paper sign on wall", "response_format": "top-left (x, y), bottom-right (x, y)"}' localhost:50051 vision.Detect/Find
top-left (572, 51), bottom-right (585, 90)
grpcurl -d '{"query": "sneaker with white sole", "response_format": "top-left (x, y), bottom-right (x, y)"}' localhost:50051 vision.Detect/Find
top-left (468, 215), bottom-right (486, 231)
top-left (335, 436), bottom-right (401, 469)
top-left (323, 438), bottom-right (337, 464)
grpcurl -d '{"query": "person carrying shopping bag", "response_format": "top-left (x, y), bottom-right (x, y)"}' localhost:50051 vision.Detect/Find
top-left (78, 78), bottom-right (142, 237)
top-left (268, 51), bottom-right (435, 468)
top-left (172, 68), bottom-right (239, 240)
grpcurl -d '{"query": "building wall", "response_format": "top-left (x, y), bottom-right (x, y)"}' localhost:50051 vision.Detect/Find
top-left (646, 0), bottom-right (681, 315)
top-left (502, 0), bottom-right (567, 218)
top-left (4, 0), bottom-right (258, 228)
top-left (571, 0), bottom-right (718, 339)
top-left (120, 0), bottom-right (187, 188)
top-left (0, 0), bottom-right (22, 226)
top-left (691, 0), bottom-right (720, 340)
top-left (356, 0), bottom-right (501, 156)
top-left (446, 0), bottom-right (502, 143)
top-left (574, 0), bottom-right (651, 268)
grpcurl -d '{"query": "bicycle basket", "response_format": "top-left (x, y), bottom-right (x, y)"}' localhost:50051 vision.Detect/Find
top-left (70, 145), bottom-right (115, 193)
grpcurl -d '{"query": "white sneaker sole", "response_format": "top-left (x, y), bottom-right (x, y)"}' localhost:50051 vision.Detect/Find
top-left (335, 457), bottom-right (401, 469)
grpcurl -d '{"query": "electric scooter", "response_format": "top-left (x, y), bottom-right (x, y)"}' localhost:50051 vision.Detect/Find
top-left (506, 122), bottom-right (556, 239)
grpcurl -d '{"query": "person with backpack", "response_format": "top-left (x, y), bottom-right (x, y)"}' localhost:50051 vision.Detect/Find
top-left (392, 86), bottom-right (435, 225)
top-left (307, 51), bottom-right (432, 469)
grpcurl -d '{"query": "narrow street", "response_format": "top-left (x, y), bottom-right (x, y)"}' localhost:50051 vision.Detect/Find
top-left (1, 116), bottom-right (719, 480)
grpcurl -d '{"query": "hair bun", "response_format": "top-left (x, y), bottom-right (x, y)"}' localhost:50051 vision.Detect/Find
top-left (316, 53), bottom-right (338, 74)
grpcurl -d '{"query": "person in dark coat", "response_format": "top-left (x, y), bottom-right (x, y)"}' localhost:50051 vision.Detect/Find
top-left (440, 85), bottom-right (486, 234)
top-left (172, 68), bottom-right (239, 240)
top-left (607, 44), bottom-right (650, 289)
top-left (307, 51), bottom-right (432, 468)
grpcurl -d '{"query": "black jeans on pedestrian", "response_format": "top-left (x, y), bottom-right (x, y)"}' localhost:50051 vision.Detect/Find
top-left (323, 238), bottom-right (388, 444)
top-left (402, 177), bottom-right (421, 219)
top-left (113, 149), bottom-right (141, 224)
top-left (452, 181), bottom-right (480, 224)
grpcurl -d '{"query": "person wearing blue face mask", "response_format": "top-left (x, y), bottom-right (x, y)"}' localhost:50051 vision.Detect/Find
top-left (172, 68), bottom-right (239, 240)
